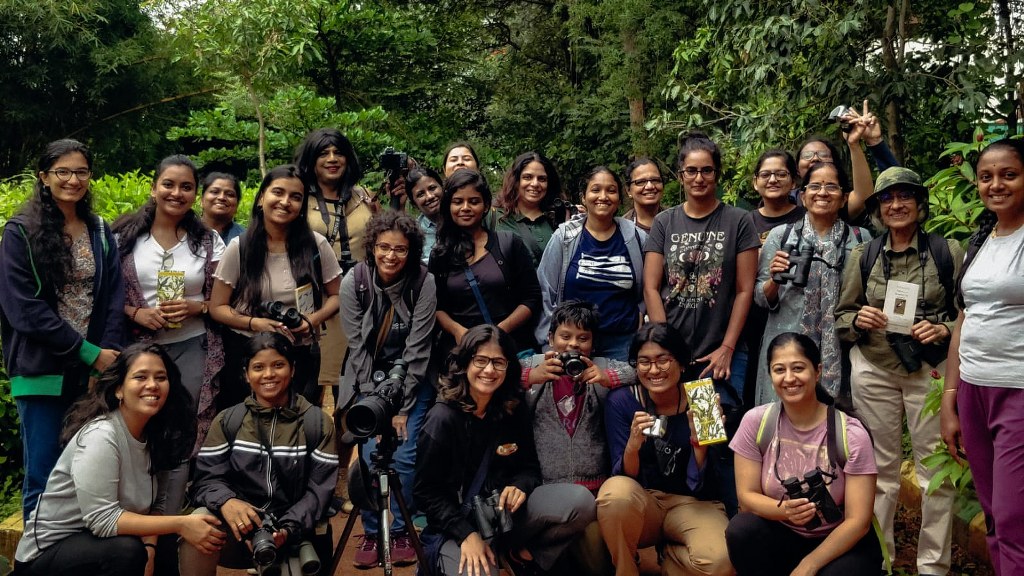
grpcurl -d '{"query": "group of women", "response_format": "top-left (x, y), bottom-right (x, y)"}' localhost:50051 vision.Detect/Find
top-left (1, 122), bottom-right (1022, 576)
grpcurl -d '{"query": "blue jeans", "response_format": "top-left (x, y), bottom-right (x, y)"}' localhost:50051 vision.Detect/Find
top-left (595, 331), bottom-right (634, 363)
top-left (360, 383), bottom-right (434, 534)
top-left (17, 396), bottom-right (70, 521)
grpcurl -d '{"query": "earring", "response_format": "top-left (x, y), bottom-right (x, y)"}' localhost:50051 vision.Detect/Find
top-left (116, 394), bottom-right (123, 405)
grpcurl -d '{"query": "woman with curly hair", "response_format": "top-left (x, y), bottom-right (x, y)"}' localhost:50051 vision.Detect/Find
top-left (112, 154), bottom-right (227, 520)
top-left (414, 325), bottom-right (593, 575)
top-left (492, 151), bottom-right (568, 265)
top-left (0, 139), bottom-right (125, 520)
top-left (13, 343), bottom-right (225, 576)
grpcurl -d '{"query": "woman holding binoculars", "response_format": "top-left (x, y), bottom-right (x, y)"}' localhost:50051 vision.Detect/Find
top-left (727, 332), bottom-right (880, 576)
top-left (209, 164), bottom-right (341, 407)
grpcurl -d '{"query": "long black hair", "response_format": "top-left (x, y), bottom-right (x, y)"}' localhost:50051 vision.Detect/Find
top-left (112, 155), bottom-right (208, 257)
top-left (62, 342), bottom-right (196, 473)
top-left (232, 165), bottom-right (319, 316)
top-left (293, 128), bottom-right (363, 203)
top-left (437, 324), bottom-right (522, 420)
top-left (429, 168), bottom-right (492, 274)
top-left (19, 139), bottom-right (97, 295)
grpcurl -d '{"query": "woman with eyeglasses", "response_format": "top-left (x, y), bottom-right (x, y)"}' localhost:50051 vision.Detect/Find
top-left (726, 332), bottom-right (880, 576)
top-left (622, 158), bottom-right (666, 233)
top-left (834, 167), bottom-right (962, 575)
top-left (339, 211), bottom-right (437, 568)
top-left (753, 162), bottom-right (871, 405)
top-left (414, 324), bottom-right (594, 575)
top-left (493, 151), bottom-right (570, 265)
top-left (596, 322), bottom-right (733, 576)
top-left (0, 139), bottom-right (125, 521)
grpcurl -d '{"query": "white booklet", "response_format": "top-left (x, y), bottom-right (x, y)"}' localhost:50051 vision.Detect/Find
top-left (883, 280), bottom-right (919, 335)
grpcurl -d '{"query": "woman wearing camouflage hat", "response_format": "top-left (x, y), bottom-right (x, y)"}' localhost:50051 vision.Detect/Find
top-left (835, 166), bottom-right (963, 576)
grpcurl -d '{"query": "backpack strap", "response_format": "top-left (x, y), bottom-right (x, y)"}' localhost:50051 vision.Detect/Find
top-left (754, 402), bottom-right (782, 456)
top-left (220, 402), bottom-right (321, 457)
top-left (858, 234), bottom-right (887, 297)
top-left (219, 403), bottom-right (246, 447)
top-left (924, 232), bottom-right (956, 318)
top-left (825, 405), bottom-right (849, 470)
top-left (404, 263), bottom-right (429, 311)
top-left (354, 261), bottom-right (371, 310)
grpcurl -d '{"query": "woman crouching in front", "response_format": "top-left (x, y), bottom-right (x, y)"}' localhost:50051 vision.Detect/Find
top-left (726, 332), bottom-right (880, 575)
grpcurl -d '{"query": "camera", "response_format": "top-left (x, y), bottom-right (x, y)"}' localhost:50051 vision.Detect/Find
top-left (828, 105), bottom-right (854, 133)
top-left (549, 197), bottom-right (572, 225)
top-left (346, 360), bottom-right (408, 439)
top-left (557, 351), bottom-right (587, 379)
top-left (772, 244), bottom-right (815, 288)
top-left (250, 513), bottom-right (280, 567)
top-left (642, 415), bottom-right (668, 439)
top-left (379, 147), bottom-right (409, 186)
top-left (471, 489), bottom-right (515, 540)
top-left (781, 468), bottom-right (842, 531)
top-left (260, 301), bottom-right (304, 330)
top-left (888, 333), bottom-right (924, 373)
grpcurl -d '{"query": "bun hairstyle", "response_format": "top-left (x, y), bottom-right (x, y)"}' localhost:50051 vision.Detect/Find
top-left (676, 131), bottom-right (722, 174)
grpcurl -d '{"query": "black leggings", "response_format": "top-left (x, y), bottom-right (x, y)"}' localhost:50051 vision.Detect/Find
top-left (15, 532), bottom-right (147, 576)
top-left (725, 511), bottom-right (882, 575)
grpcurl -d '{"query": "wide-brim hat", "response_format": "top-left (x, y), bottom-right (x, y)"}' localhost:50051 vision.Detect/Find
top-left (867, 167), bottom-right (928, 211)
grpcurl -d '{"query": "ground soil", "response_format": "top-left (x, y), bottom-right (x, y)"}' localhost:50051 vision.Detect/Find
top-left (892, 501), bottom-right (994, 576)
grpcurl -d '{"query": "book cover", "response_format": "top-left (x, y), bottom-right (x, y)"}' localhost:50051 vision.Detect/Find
top-left (683, 378), bottom-right (729, 445)
top-left (156, 270), bottom-right (185, 329)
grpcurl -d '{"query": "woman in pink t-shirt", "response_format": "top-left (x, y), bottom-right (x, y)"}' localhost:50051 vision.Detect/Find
top-left (726, 332), bottom-right (880, 576)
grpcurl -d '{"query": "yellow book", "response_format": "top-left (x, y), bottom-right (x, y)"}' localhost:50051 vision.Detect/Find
top-left (156, 270), bottom-right (185, 329)
top-left (683, 378), bottom-right (729, 446)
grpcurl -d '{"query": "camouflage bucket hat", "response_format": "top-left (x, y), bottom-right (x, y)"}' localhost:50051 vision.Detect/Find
top-left (867, 167), bottom-right (928, 210)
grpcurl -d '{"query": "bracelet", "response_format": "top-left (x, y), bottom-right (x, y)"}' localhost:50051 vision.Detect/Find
top-left (131, 307), bottom-right (140, 322)
top-left (722, 344), bottom-right (735, 352)
top-left (144, 543), bottom-right (157, 552)
top-left (247, 317), bottom-right (254, 331)
top-left (944, 388), bottom-right (958, 394)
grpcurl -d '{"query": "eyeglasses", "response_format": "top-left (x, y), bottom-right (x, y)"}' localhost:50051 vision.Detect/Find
top-left (629, 177), bottom-right (664, 188)
top-left (878, 189), bottom-right (917, 204)
top-left (471, 355), bottom-right (509, 371)
top-left (757, 170), bottom-right (791, 181)
top-left (679, 167), bottom-right (716, 180)
top-left (805, 183), bottom-right (843, 194)
top-left (635, 356), bottom-right (676, 372)
top-left (374, 243), bottom-right (410, 256)
top-left (799, 150), bottom-right (833, 161)
top-left (46, 168), bottom-right (92, 182)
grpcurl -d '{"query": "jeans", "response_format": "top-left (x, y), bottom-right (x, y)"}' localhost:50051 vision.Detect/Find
top-left (16, 396), bottom-right (69, 520)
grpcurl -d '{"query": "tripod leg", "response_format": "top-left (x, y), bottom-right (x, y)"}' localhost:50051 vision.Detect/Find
top-left (329, 504), bottom-right (360, 575)
top-left (379, 471), bottom-right (393, 576)
top-left (389, 470), bottom-right (429, 567)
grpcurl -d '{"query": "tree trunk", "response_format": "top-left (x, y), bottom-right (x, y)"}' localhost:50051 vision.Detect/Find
top-left (995, 0), bottom-right (1020, 134)
top-left (881, 3), bottom-right (906, 162)
top-left (622, 28), bottom-right (648, 155)
top-left (245, 78), bottom-right (268, 177)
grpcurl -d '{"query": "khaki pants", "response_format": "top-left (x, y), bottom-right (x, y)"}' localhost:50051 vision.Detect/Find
top-left (595, 476), bottom-right (733, 576)
top-left (850, 345), bottom-right (953, 575)
top-left (318, 313), bottom-right (346, 391)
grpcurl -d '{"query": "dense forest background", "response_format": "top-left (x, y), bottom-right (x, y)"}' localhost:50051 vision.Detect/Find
top-left (1, 0), bottom-right (1022, 199)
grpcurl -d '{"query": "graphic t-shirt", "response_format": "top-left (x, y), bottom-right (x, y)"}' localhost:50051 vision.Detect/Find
top-left (644, 203), bottom-right (760, 359)
top-left (563, 228), bottom-right (638, 334)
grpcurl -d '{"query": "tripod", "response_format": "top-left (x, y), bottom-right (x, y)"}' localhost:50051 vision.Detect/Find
top-left (330, 430), bottom-right (427, 575)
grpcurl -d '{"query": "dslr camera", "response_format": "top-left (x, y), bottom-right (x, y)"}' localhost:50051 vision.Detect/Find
top-left (772, 244), bottom-right (815, 288)
top-left (828, 105), bottom-right (854, 133)
top-left (471, 489), bottom-right (515, 540)
top-left (346, 360), bottom-right (408, 440)
top-left (260, 301), bottom-right (304, 330)
top-left (250, 513), bottom-right (280, 567)
top-left (781, 468), bottom-right (842, 531)
top-left (379, 147), bottom-right (409, 186)
top-left (557, 351), bottom-right (587, 379)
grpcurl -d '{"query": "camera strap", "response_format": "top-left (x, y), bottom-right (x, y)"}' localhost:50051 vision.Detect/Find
top-left (758, 402), bottom-right (848, 484)
top-left (463, 266), bottom-right (494, 325)
top-left (461, 441), bottom-right (496, 513)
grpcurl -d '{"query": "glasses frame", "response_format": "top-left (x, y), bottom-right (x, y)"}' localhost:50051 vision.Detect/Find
top-left (635, 356), bottom-right (676, 372)
top-left (47, 168), bottom-right (92, 182)
top-left (756, 170), bottom-right (791, 181)
top-left (878, 189), bottom-right (917, 204)
top-left (805, 183), bottom-right (843, 195)
top-left (470, 355), bottom-right (509, 371)
top-left (679, 167), bottom-right (716, 180)
top-left (374, 242), bottom-right (410, 257)
top-left (799, 150), bottom-right (833, 161)
top-left (629, 177), bottom-right (665, 188)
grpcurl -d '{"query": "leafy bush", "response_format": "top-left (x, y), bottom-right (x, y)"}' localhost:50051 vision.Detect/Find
top-left (0, 359), bottom-right (21, 510)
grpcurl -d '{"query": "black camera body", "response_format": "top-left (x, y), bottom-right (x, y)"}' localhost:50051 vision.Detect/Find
top-left (251, 513), bottom-right (280, 567)
top-left (772, 244), bottom-right (815, 288)
top-left (557, 351), bottom-right (587, 379)
top-left (346, 360), bottom-right (408, 439)
top-left (781, 468), bottom-right (842, 531)
top-left (471, 489), bottom-right (515, 540)
top-left (380, 147), bottom-right (409, 185)
top-left (260, 301), bottom-right (304, 330)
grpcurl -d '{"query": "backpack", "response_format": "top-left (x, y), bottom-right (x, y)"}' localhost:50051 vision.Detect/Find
top-left (858, 230), bottom-right (957, 318)
top-left (754, 402), bottom-right (850, 470)
top-left (353, 260), bottom-right (428, 312)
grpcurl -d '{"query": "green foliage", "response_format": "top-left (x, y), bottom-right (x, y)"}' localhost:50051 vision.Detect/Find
top-left (0, 353), bottom-right (22, 512)
top-left (924, 130), bottom-right (1004, 242)
top-left (920, 370), bottom-right (973, 496)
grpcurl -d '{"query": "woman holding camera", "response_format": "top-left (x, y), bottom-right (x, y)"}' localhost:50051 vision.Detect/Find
top-left (753, 161), bottom-right (870, 405)
top-left (726, 332), bottom-right (879, 575)
top-left (597, 322), bottom-right (733, 576)
top-left (14, 343), bottom-right (223, 576)
top-left (414, 324), bottom-right (594, 576)
top-left (209, 164), bottom-right (342, 407)
top-left (339, 211), bottom-right (437, 568)
top-left (492, 151), bottom-right (568, 265)
top-left (537, 166), bottom-right (646, 361)
top-left (834, 167), bottom-right (961, 575)
top-left (180, 333), bottom-right (339, 575)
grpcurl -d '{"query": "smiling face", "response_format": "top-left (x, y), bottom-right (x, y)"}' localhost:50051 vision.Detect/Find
top-left (802, 164), bottom-right (847, 220)
top-left (411, 175), bottom-right (443, 219)
top-left (679, 150), bottom-right (717, 202)
top-left (374, 229), bottom-right (410, 285)
top-left (117, 352), bottom-right (170, 424)
top-left (467, 340), bottom-right (507, 406)
top-left (245, 348), bottom-right (294, 408)
top-left (444, 146), bottom-right (478, 177)
top-left (627, 162), bottom-right (664, 210)
top-left (977, 147), bottom-right (1024, 222)
top-left (258, 177), bottom-right (305, 228)
top-left (635, 342), bottom-right (681, 397)
top-left (769, 342), bottom-right (821, 406)
top-left (449, 185), bottom-right (487, 230)
top-left (315, 145), bottom-right (347, 187)
top-left (517, 161), bottom-right (549, 210)
top-left (38, 151), bottom-right (91, 210)
top-left (798, 141), bottom-right (833, 177)
top-left (152, 164), bottom-right (198, 221)
top-left (753, 156), bottom-right (794, 203)
top-left (550, 323), bottom-right (594, 357)
top-left (583, 171), bottom-right (620, 222)
top-left (878, 187), bottom-right (921, 233)
top-left (201, 178), bottom-right (239, 220)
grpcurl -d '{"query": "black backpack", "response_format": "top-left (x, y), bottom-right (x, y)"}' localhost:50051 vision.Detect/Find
top-left (857, 229), bottom-right (957, 319)
top-left (352, 260), bottom-right (428, 312)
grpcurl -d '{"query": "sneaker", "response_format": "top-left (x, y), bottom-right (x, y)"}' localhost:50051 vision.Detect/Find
top-left (391, 531), bottom-right (418, 566)
top-left (353, 534), bottom-right (379, 569)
